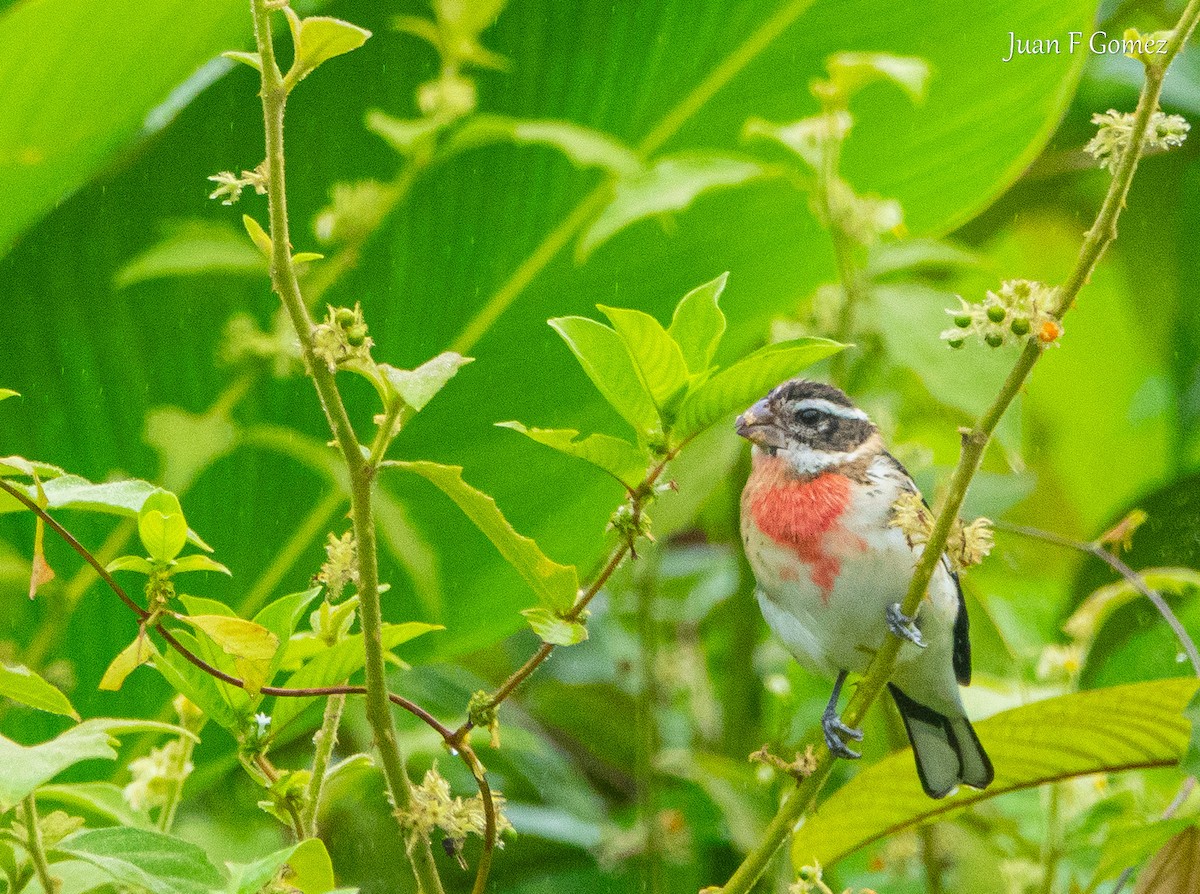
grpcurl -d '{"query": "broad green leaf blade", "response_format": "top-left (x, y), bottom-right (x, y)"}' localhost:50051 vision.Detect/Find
top-left (285, 11), bottom-right (372, 85)
top-left (113, 220), bottom-right (265, 288)
top-left (673, 337), bottom-right (844, 438)
top-left (445, 114), bottom-right (642, 176)
top-left (169, 554), bottom-right (232, 576)
top-left (668, 273), bottom-right (728, 375)
top-left (548, 316), bottom-right (660, 437)
top-left (0, 719), bottom-right (193, 812)
top-left (496, 422), bottom-right (647, 488)
top-left (579, 153), bottom-right (768, 258)
top-left (228, 838), bottom-right (336, 894)
top-left (173, 615), bottom-right (279, 696)
top-left (271, 622), bottom-right (441, 739)
top-left (38, 782), bottom-right (152, 829)
top-left (1136, 827), bottom-right (1200, 893)
top-left (0, 661), bottom-right (79, 720)
top-left (98, 635), bottom-right (154, 692)
top-left (0, 0), bottom-right (249, 255)
top-left (598, 305), bottom-right (690, 411)
top-left (380, 352), bottom-right (473, 413)
top-left (390, 461), bottom-right (579, 612)
top-left (521, 607), bottom-right (588, 646)
top-left (150, 638), bottom-right (244, 733)
top-left (106, 555), bottom-right (155, 575)
top-left (138, 490), bottom-right (187, 563)
top-left (791, 678), bottom-right (1200, 869)
top-left (56, 827), bottom-right (223, 894)
top-left (250, 586), bottom-right (323, 706)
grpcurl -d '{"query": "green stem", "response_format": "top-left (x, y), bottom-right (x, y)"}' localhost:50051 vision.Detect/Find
top-left (303, 692), bottom-right (346, 838)
top-left (21, 796), bottom-right (58, 894)
top-left (635, 554), bottom-right (663, 892)
top-left (1039, 783), bottom-right (1061, 894)
top-left (156, 734), bottom-right (196, 834)
top-left (717, 5), bottom-right (1200, 890)
top-left (248, 4), bottom-right (443, 892)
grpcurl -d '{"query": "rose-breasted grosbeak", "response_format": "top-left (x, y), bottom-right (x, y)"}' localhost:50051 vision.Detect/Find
top-left (736, 379), bottom-right (993, 798)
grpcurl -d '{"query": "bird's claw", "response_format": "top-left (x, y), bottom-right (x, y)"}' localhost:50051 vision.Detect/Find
top-left (821, 709), bottom-right (863, 760)
top-left (887, 603), bottom-right (927, 648)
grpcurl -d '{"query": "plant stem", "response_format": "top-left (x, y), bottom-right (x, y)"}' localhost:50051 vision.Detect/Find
top-left (302, 692), bottom-right (346, 838)
top-left (717, 6), bottom-right (1200, 890)
top-left (1039, 783), bottom-right (1062, 894)
top-left (635, 554), bottom-right (663, 892)
top-left (21, 796), bottom-right (58, 894)
top-left (248, 4), bottom-right (443, 892)
top-left (156, 733), bottom-right (196, 834)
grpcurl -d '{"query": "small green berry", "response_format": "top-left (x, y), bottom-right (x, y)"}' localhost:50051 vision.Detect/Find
top-left (948, 338), bottom-right (965, 349)
top-left (346, 324), bottom-right (368, 347)
top-left (985, 332), bottom-right (1004, 348)
top-left (954, 314), bottom-right (972, 328)
top-left (335, 308), bottom-right (356, 328)
top-left (1010, 318), bottom-right (1031, 336)
top-left (987, 305), bottom-right (1006, 323)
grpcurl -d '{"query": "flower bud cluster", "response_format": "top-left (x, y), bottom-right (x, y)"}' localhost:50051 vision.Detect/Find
top-left (397, 766), bottom-right (514, 849)
top-left (206, 162), bottom-right (268, 206)
top-left (889, 492), bottom-right (993, 571)
top-left (316, 530), bottom-right (359, 600)
top-left (941, 279), bottom-right (1062, 350)
top-left (123, 739), bottom-right (193, 811)
top-left (1085, 108), bottom-right (1189, 173)
top-left (311, 303), bottom-right (373, 371)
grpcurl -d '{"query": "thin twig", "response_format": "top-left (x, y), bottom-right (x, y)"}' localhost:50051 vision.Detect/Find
top-left (22, 795), bottom-right (59, 894)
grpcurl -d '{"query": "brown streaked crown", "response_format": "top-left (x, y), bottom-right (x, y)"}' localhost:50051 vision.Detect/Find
top-left (763, 379), bottom-right (876, 453)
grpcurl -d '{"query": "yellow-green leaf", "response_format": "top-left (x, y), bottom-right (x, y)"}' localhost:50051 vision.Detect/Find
top-left (242, 214), bottom-right (272, 257)
top-left (284, 9), bottom-right (371, 85)
top-left (175, 614), bottom-right (279, 696)
top-left (496, 422), bottom-right (647, 488)
top-left (668, 273), bottom-right (728, 376)
top-left (598, 305), bottom-right (690, 412)
top-left (222, 50), bottom-right (263, 73)
top-left (106, 555), bottom-right (155, 575)
top-left (170, 554), bottom-right (232, 576)
top-left (521, 608), bottom-right (587, 646)
top-left (0, 661), bottom-right (79, 719)
top-left (791, 678), bottom-right (1199, 870)
top-left (1065, 568), bottom-right (1200, 641)
top-left (137, 490), bottom-right (187, 564)
top-left (0, 389), bottom-right (18, 401)
top-left (380, 352), bottom-right (473, 413)
top-left (387, 461), bottom-right (578, 613)
top-left (99, 634), bottom-right (153, 692)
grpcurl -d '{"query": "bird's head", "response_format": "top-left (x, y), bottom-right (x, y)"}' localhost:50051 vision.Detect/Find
top-left (735, 379), bottom-right (881, 477)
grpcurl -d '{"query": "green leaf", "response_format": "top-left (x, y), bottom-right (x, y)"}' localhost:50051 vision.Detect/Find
top-left (380, 352), bottom-right (473, 413)
top-left (55, 827), bottom-right (223, 894)
top-left (144, 404), bottom-right (239, 494)
top-left (1093, 818), bottom-right (1195, 885)
top-left (0, 661), bottom-right (78, 720)
top-left (598, 305), bottom-right (690, 412)
top-left (668, 273), bottom-right (728, 376)
top-left (790, 678), bottom-right (1200, 869)
top-left (390, 461), bottom-right (578, 612)
top-left (0, 389), bottom-right (17, 401)
top-left (173, 615), bottom-right (279, 696)
top-left (1136, 826), bottom-right (1200, 893)
top-left (169, 554), bottom-right (232, 576)
top-left (228, 838), bottom-right (336, 894)
top-left (521, 608), bottom-right (588, 646)
top-left (1065, 568), bottom-right (1200, 642)
top-left (445, 114), bottom-right (642, 176)
top-left (37, 782), bottom-right (152, 829)
top-left (825, 51), bottom-right (932, 104)
top-left (496, 422), bottom-right (647, 489)
top-left (284, 9), bottom-right (371, 85)
top-left (98, 634), bottom-right (154, 692)
top-left (242, 214), bottom-right (273, 257)
top-left (271, 622), bottom-right (441, 739)
top-left (250, 587), bottom-right (323, 705)
top-left (138, 490), bottom-right (188, 564)
top-left (672, 337), bottom-right (844, 438)
top-left (0, 719), bottom-right (194, 812)
top-left (113, 220), bottom-right (265, 288)
top-left (106, 555), bottom-right (155, 575)
top-left (548, 316), bottom-right (660, 437)
top-left (222, 50), bottom-right (263, 73)
top-left (150, 637), bottom-right (244, 733)
top-left (579, 153), bottom-right (768, 258)
top-left (364, 110), bottom-right (444, 156)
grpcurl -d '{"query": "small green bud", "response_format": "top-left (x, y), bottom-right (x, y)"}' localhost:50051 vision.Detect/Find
top-left (954, 314), bottom-right (972, 328)
top-left (346, 324), bottom-right (368, 347)
top-left (948, 338), bottom-right (965, 350)
top-left (987, 305), bottom-right (1006, 323)
top-left (335, 307), bottom-right (356, 328)
top-left (985, 332), bottom-right (1004, 348)
top-left (1010, 317), bottom-right (1031, 336)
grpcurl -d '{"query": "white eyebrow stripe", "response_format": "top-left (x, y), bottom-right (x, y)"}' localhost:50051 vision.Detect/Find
top-left (792, 398), bottom-right (869, 421)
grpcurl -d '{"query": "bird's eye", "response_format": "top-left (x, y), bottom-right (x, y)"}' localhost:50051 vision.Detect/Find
top-left (795, 408), bottom-right (822, 425)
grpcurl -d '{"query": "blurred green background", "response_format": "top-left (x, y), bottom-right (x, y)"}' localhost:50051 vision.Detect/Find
top-left (3, 0), bottom-right (1200, 891)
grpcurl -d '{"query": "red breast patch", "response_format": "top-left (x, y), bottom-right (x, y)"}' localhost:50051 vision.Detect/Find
top-left (746, 456), bottom-right (855, 599)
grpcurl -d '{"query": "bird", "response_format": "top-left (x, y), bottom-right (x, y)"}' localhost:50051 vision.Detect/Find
top-left (736, 378), bottom-right (993, 798)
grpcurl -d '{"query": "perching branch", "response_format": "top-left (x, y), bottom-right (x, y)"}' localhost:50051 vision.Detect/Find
top-left (716, 5), bottom-right (1200, 890)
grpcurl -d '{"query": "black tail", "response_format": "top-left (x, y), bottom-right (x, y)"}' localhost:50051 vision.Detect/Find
top-left (889, 684), bottom-right (994, 798)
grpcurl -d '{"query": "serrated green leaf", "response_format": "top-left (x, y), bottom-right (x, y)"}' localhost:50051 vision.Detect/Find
top-left (668, 273), bottom-right (728, 376)
top-left (106, 555), bottom-right (155, 575)
top-left (445, 114), bottom-right (642, 176)
top-left (0, 719), bottom-right (193, 812)
top-left (173, 614), bottom-right (279, 696)
top-left (0, 661), bottom-right (78, 719)
top-left (114, 220), bottom-right (265, 288)
top-left (271, 622), bottom-right (441, 739)
top-left (791, 678), bottom-right (1200, 869)
top-left (98, 634), bottom-right (153, 692)
top-left (380, 352), bottom-right (472, 413)
top-left (228, 838), bottom-right (336, 894)
top-left (242, 214), bottom-right (272, 256)
top-left (496, 422), bottom-right (647, 488)
top-left (578, 152), bottom-right (768, 258)
top-left (388, 460), bottom-right (578, 612)
top-left (222, 50), bottom-right (263, 72)
top-left (673, 337), bottom-right (844, 439)
top-left (598, 304), bottom-right (690, 412)
top-left (548, 316), bottom-right (660, 437)
top-left (826, 51), bottom-right (931, 104)
top-left (365, 109), bottom-right (444, 156)
top-left (138, 490), bottom-right (187, 564)
top-left (56, 827), bottom-right (223, 894)
top-left (521, 608), bottom-right (588, 646)
top-left (284, 9), bottom-right (371, 85)
top-left (169, 554), bottom-right (231, 576)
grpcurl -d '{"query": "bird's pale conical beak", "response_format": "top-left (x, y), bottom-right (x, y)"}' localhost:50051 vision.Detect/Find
top-left (735, 398), bottom-right (787, 450)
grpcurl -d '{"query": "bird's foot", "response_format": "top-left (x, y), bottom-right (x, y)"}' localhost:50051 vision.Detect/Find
top-left (886, 603), bottom-right (926, 648)
top-left (821, 708), bottom-right (863, 760)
